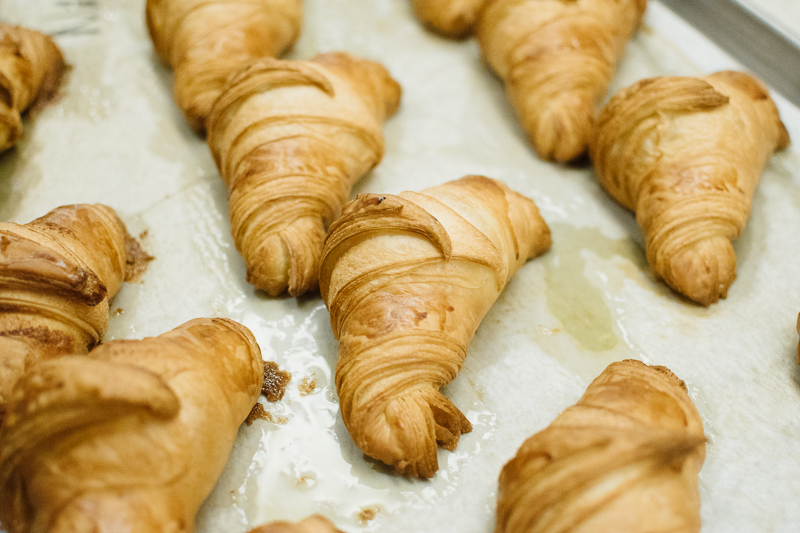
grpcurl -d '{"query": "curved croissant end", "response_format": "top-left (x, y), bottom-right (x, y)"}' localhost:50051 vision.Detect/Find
top-left (410, 0), bottom-right (487, 38)
top-left (496, 360), bottom-right (706, 533)
top-left (248, 515), bottom-right (344, 533)
top-left (0, 318), bottom-right (263, 533)
top-left (321, 176), bottom-right (551, 478)
top-left (145, 0), bottom-right (303, 132)
top-left (0, 204), bottom-right (133, 419)
top-left (207, 52), bottom-right (401, 297)
top-left (0, 24), bottom-right (65, 152)
top-left (476, 0), bottom-right (646, 162)
top-left (591, 72), bottom-right (789, 305)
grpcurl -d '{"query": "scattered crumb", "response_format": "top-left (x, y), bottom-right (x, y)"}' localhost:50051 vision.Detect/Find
top-left (262, 361), bottom-right (291, 401)
top-left (138, 229), bottom-right (149, 240)
top-left (245, 403), bottom-right (289, 426)
top-left (358, 506), bottom-right (380, 524)
top-left (113, 308), bottom-right (124, 316)
top-left (295, 474), bottom-right (316, 488)
top-left (299, 375), bottom-right (317, 396)
top-left (124, 233), bottom-right (154, 281)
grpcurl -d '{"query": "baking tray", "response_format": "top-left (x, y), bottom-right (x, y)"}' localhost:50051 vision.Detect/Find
top-left (1, 0), bottom-right (800, 531)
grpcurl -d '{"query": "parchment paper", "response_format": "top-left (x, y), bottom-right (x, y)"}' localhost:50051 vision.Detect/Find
top-left (1, 1), bottom-right (800, 531)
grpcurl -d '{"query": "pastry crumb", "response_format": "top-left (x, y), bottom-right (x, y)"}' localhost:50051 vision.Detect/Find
top-left (358, 506), bottom-right (380, 524)
top-left (245, 403), bottom-right (289, 426)
top-left (262, 361), bottom-right (291, 401)
top-left (113, 307), bottom-right (124, 316)
top-left (124, 233), bottom-right (154, 281)
top-left (299, 375), bottom-right (317, 396)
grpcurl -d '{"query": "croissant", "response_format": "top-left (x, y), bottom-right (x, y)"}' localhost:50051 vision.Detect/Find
top-left (248, 515), bottom-right (343, 533)
top-left (796, 312), bottom-right (799, 363)
top-left (207, 52), bottom-right (401, 296)
top-left (0, 317), bottom-right (262, 533)
top-left (410, 0), bottom-right (487, 38)
top-left (496, 360), bottom-right (706, 533)
top-left (0, 204), bottom-right (138, 420)
top-left (319, 175), bottom-right (551, 478)
top-left (476, 0), bottom-right (646, 162)
top-left (146, 0), bottom-right (302, 132)
top-left (591, 71), bottom-right (790, 305)
top-left (0, 24), bottom-right (65, 153)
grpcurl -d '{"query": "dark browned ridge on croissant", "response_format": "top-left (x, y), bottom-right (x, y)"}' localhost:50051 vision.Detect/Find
top-left (320, 176), bottom-right (551, 478)
top-left (496, 360), bottom-right (706, 533)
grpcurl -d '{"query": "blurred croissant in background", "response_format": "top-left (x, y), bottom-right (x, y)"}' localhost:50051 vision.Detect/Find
top-left (410, 0), bottom-right (487, 38)
top-left (0, 318), bottom-right (262, 533)
top-left (496, 360), bottom-right (706, 533)
top-left (591, 71), bottom-right (789, 305)
top-left (0, 24), bottom-right (65, 152)
top-left (320, 176), bottom-right (551, 478)
top-left (146, 0), bottom-right (302, 131)
top-left (477, 0), bottom-right (646, 162)
top-left (0, 204), bottom-right (140, 421)
top-left (207, 52), bottom-right (401, 296)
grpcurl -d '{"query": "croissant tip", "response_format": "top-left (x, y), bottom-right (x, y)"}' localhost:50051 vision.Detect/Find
top-left (663, 239), bottom-right (736, 306)
top-left (526, 105), bottom-right (592, 163)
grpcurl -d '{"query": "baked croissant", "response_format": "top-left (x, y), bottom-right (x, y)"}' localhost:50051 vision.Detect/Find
top-left (207, 52), bottom-right (401, 296)
top-left (0, 204), bottom-right (136, 420)
top-left (796, 312), bottom-right (799, 363)
top-left (496, 360), bottom-right (706, 533)
top-left (320, 175), bottom-right (551, 478)
top-left (0, 24), bottom-right (65, 153)
top-left (411, 0), bottom-right (487, 38)
top-left (0, 317), bottom-right (262, 533)
top-left (146, 0), bottom-right (302, 132)
top-left (591, 71), bottom-right (790, 305)
top-left (248, 515), bottom-right (343, 533)
top-left (476, 0), bottom-right (646, 162)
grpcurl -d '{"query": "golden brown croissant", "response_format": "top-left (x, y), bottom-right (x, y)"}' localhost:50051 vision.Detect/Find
top-left (146, 0), bottom-right (302, 132)
top-left (591, 72), bottom-right (790, 305)
top-left (411, 0), bottom-right (487, 38)
top-left (0, 24), bottom-right (65, 153)
top-left (796, 312), bottom-right (799, 363)
top-left (0, 204), bottom-right (140, 420)
top-left (496, 360), bottom-right (706, 533)
top-left (476, 0), bottom-right (646, 162)
top-left (207, 52), bottom-right (401, 296)
top-left (248, 515), bottom-right (344, 533)
top-left (0, 317), bottom-right (262, 533)
top-left (319, 175), bottom-right (551, 478)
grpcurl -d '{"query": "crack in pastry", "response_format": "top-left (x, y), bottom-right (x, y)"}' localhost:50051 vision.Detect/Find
top-left (0, 24), bottom-right (66, 153)
top-left (591, 71), bottom-right (790, 305)
top-left (0, 317), bottom-right (263, 533)
top-left (476, 0), bottom-right (647, 162)
top-left (0, 204), bottom-right (139, 421)
top-left (207, 52), bottom-right (401, 297)
top-left (146, 0), bottom-right (302, 132)
top-left (320, 175), bottom-right (551, 478)
top-left (496, 360), bottom-right (706, 533)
